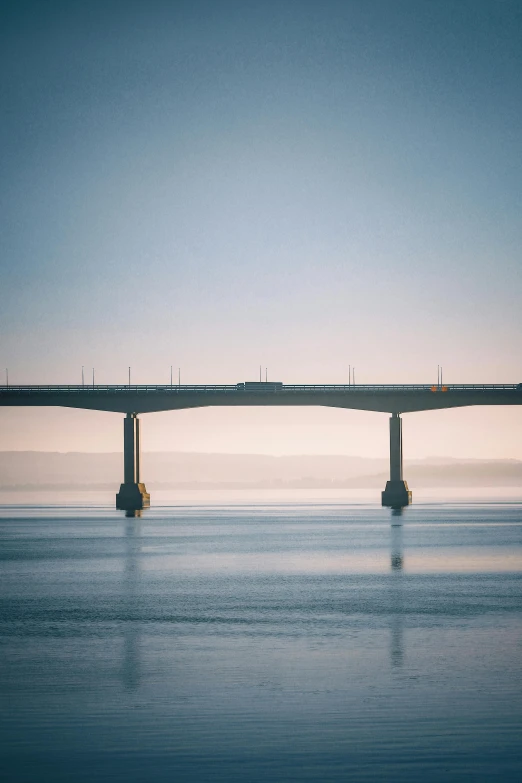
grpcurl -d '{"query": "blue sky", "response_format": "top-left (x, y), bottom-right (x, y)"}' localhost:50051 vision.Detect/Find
top-left (1, 0), bottom-right (521, 456)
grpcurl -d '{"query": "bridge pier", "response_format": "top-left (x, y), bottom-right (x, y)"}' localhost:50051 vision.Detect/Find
top-left (116, 414), bottom-right (150, 511)
top-left (382, 413), bottom-right (412, 509)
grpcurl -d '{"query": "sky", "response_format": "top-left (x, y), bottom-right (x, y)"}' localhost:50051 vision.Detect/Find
top-left (1, 0), bottom-right (521, 458)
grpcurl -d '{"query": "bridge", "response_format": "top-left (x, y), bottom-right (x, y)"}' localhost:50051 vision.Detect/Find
top-left (1, 382), bottom-right (521, 511)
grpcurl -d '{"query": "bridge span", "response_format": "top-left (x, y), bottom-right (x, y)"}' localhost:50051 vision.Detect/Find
top-left (1, 382), bottom-right (521, 511)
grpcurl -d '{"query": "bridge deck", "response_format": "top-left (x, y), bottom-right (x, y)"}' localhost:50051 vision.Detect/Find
top-left (1, 383), bottom-right (521, 414)
top-left (1, 383), bottom-right (520, 392)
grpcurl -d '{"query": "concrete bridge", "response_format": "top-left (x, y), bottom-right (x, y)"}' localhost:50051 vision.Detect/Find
top-left (1, 382), bottom-right (521, 511)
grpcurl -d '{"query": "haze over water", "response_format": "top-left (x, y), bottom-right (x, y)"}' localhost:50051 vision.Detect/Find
top-left (1, 490), bottom-right (521, 782)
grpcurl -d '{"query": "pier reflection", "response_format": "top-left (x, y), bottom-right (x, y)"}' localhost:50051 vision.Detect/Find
top-left (122, 518), bottom-right (141, 690)
top-left (389, 520), bottom-right (404, 667)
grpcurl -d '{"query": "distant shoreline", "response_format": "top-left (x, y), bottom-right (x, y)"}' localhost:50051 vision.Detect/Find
top-left (0, 452), bottom-right (520, 491)
top-left (1, 478), bottom-right (521, 491)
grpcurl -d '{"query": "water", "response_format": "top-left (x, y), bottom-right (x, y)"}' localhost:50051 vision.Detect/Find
top-left (1, 490), bottom-right (522, 782)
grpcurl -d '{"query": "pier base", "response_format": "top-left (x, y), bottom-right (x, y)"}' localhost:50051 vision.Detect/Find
top-left (382, 413), bottom-right (412, 509)
top-left (382, 480), bottom-right (412, 509)
top-left (116, 413), bottom-right (150, 511)
top-left (116, 482), bottom-right (150, 511)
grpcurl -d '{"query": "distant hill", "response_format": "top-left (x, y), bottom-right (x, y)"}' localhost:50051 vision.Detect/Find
top-left (0, 452), bottom-right (521, 490)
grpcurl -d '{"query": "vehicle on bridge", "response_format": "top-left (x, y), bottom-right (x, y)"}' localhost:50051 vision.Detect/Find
top-left (236, 382), bottom-right (284, 392)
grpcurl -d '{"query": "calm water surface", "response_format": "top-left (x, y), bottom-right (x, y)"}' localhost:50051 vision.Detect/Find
top-left (1, 490), bottom-right (521, 782)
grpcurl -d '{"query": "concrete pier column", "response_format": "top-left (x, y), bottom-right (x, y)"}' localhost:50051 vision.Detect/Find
top-left (116, 414), bottom-right (150, 511)
top-left (381, 413), bottom-right (412, 508)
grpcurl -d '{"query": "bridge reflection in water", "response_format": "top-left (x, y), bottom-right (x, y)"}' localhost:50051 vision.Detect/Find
top-left (118, 507), bottom-right (409, 691)
top-left (122, 518), bottom-right (141, 692)
top-left (390, 517), bottom-right (405, 668)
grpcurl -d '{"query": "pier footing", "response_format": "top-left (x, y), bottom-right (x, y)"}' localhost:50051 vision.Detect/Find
top-left (382, 480), bottom-right (412, 509)
top-left (116, 482), bottom-right (150, 511)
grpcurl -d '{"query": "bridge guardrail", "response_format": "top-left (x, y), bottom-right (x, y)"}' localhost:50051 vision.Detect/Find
top-left (0, 384), bottom-right (520, 393)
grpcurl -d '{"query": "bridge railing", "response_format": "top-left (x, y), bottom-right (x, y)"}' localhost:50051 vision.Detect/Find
top-left (0, 384), bottom-right (520, 393)
top-left (281, 384), bottom-right (521, 391)
top-left (0, 385), bottom-right (239, 392)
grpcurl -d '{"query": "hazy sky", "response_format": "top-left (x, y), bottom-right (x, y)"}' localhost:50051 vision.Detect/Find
top-left (1, 0), bottom-right (521, 458)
